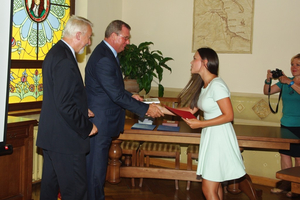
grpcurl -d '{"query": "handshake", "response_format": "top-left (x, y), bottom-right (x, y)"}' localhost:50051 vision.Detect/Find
top-left (131, 94), bottom-right (164, 118)
top-left (146, 103), bottom-right (164, 118)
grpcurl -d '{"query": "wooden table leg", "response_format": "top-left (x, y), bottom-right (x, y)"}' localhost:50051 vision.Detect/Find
top-left (107, 139), bottom-right (122, 184)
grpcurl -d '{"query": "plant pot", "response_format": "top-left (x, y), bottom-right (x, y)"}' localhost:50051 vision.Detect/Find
top-left (124, 79), bottom-right (140, 94)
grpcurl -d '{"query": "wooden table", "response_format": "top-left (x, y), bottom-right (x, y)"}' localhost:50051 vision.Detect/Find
top-left (276, 166), bottom-right (300, 194)
top-left (0, 116), bottom-right (38, 200)
top-left (107, 119), bottom-right (300, 199)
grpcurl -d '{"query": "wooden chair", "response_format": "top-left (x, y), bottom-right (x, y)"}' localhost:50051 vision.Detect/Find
top-left (120, 140), bottom-right (140, 187)
top-left (276, 166), bottom-right (300, 194)
top-left (186, 144), bottom-right (199, 190)
top-left (138, 97), bottom-right (181, 190)
top-left (139, 142), bottom-right (181, 189)
top-left (120, 110), bottom-right (140, 187)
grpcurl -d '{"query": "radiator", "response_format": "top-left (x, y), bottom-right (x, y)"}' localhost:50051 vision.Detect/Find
top-left (32, 126), bottom-right (43, 183)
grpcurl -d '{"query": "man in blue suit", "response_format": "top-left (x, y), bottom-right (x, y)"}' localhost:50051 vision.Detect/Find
top-left (37, 16), bottom-right (98, 200)
top-left (85, 20), bottom-right (163, 200)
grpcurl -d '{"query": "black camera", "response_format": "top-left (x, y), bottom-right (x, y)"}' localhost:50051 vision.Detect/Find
top-left (271, 68), bottom-right (283, 79)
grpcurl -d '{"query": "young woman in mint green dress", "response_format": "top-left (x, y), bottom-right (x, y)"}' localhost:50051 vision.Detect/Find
top-left (160, 47), bottom-right (259, 200)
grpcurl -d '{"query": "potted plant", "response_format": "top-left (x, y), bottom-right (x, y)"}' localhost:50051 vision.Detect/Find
top-left (119, 41), bottom-right (173, 97)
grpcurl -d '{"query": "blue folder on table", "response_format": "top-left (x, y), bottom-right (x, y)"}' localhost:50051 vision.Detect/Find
top-left (131, 123), bottom-right (156, 130)
top-left (157, 125), bottom-right (180, 132)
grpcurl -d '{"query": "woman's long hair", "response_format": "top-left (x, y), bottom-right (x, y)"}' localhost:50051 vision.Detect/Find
top-left (178, 47), bottom-right (219, 109)
top-left (178, 74), bottom-right (203, 108)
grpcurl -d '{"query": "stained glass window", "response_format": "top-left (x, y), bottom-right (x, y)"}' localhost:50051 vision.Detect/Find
top-left (12, 0), bottom-right (72, 60)
top-left (9, 0), bottom-right (74, 111)
top-left (9, 68), bottom-right (43, 104)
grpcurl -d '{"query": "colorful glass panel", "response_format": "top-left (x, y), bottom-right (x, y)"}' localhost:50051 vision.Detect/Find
top-left (9, 68), bottom-right (43, 103)
top-left (11, 0), bottom-right (71, 60)
top-left (10, 0), bottom-right (72, 105)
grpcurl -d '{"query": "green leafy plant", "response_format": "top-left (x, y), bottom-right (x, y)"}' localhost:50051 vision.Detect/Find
top-left (119, 41), bottom-right (173, 97)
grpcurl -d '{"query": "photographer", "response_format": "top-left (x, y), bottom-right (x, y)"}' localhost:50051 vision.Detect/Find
top-left (263, 54), bottom-right (300, 198)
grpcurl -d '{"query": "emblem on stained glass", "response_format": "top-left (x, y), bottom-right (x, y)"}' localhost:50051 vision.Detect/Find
top-left (26, 0), bottom-right (49, 21)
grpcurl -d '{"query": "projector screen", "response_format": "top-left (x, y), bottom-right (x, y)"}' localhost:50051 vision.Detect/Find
top-left (0, 1), bottom-right (12, 146)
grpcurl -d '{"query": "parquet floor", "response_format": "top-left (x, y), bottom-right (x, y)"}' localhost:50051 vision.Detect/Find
top-left (32, 178), bottom-right (300, 200)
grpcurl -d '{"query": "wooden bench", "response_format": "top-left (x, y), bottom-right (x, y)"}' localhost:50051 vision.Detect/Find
top-left (276, 166), bottom-right (300, 194)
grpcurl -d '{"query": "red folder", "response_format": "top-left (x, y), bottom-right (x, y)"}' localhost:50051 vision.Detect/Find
top-left (165, 106), bottom-right (196, 119)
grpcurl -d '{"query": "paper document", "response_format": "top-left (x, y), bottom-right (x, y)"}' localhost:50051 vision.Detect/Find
top-left (165, 106), bottom-right (196, 119)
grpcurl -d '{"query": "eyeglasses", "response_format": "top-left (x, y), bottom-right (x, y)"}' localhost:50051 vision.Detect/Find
top-left (118, 34), bottom-right (131, 41)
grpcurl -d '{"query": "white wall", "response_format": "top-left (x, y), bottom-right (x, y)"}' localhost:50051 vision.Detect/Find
top-left (75, 0), bottom-right (122, 80)
top-left (75, 0), bottom-right (89, 78)
top-left (122, 0), bottom-right (194, 92)
top-left (121, 0), bottom-right (300, 94)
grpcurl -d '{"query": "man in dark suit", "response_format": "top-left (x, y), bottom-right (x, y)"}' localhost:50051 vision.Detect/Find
top-left (37, 15), bottom-right (98, 200)
top-left (85, 20), bottom-right (163, 200)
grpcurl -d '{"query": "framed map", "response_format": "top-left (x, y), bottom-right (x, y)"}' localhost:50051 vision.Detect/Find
top-left (193, 0), bottom-right (254, 53)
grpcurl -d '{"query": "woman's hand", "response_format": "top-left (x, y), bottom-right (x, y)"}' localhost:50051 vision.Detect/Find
top-left (156, 105), bottom-right (175, 115)
top-left (278, 72), bottom-right (291, 84)
top-left (266, 69), bottom-right (272, 82)
top-left (182, 118), bottom-right (202, 129)
top-left (264, 70), bottom-right (281, 95)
